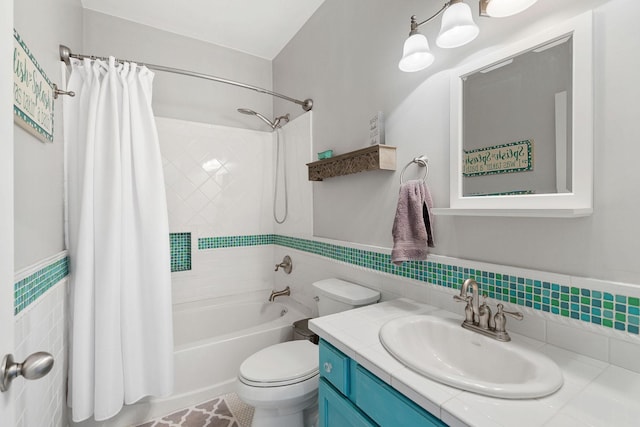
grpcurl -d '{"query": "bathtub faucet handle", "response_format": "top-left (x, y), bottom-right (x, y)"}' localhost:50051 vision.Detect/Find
top-left (274, 255), bottom-right (293, 274)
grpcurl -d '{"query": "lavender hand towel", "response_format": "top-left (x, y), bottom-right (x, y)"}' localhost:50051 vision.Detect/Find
top-left (391, 180), bottom-right (435, 265)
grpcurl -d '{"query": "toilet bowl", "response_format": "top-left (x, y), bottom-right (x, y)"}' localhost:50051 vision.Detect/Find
top-left (237, 340), bottom-right (319, 427)
top-left (236, 278), bottom-right (380, 427)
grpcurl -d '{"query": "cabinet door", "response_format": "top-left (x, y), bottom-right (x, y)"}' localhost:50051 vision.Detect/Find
top-left (319, 379), bottom-right (377, 427)
top-left (355, 366), bottom-right (447, 427)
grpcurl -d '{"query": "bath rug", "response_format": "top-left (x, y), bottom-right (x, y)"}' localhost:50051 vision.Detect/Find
top-left (136, 392), bottom-right (254, 427)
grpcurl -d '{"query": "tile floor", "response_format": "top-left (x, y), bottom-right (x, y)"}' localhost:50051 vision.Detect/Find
top-left (137, 393), bottom-right (254, 427)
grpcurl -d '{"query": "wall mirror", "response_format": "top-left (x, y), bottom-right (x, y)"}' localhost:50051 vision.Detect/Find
top-left (439, 12), bottom-right (593, 217)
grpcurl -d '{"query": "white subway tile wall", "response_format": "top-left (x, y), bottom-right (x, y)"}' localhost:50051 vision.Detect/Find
top-left (13, 278), bottom-right (67, 427)
top-left (157, 114), bottom-right (313, 304)
top-left (156, 116), bottom-right (274, 237)
top-left (157, 116), bottom-right (276, 302)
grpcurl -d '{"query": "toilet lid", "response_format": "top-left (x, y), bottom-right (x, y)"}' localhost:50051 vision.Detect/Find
top-left (239, 340), bottom-right (319, 387)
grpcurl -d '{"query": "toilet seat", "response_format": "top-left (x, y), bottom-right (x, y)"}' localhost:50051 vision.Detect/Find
top-left (239, 340), bottom-right (319, 388)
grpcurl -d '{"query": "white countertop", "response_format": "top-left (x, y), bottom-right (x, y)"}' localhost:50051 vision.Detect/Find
top-left (308, 298), bottom-right (640, 427)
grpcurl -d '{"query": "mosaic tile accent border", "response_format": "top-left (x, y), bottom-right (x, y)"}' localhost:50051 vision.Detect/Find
top-left (14, 256), bottom-right (69, 315)
top-left (198, 233), bottom-right (640, 336)
top-left (198, 234), bottom-right (275, 250)
top-left (276, 235), bottom-right (640, 335)
top-left (170, 232), bottom-right (192, 272)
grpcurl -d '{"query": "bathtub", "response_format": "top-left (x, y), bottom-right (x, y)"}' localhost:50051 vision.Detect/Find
top-left (75, 293), bottom-right (309, 427)
top-left (172, 295), bottom-right (307, 398)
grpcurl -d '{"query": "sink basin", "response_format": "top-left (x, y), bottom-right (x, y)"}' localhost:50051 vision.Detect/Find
top-left (379, 315), bottom-right (563, 398)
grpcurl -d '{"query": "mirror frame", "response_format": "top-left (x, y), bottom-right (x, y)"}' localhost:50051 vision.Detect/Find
top-left (442, 12), bottom-right (593, 217)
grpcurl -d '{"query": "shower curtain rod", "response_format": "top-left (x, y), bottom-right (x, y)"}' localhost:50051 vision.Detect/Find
top-left (59, 45), bottom-right (313, 112)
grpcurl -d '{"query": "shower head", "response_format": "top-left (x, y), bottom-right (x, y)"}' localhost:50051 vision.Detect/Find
top-left (237, 108), bottom-right (277, 129)
top-left (237, 108), bottom-right (289, 130)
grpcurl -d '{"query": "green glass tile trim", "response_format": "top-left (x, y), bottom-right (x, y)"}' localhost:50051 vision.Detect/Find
top-left (270, 235), bottom-right (640, 336)
top-left (196, 233), bottom-right (640, 336)
top-left (170, 232), bottom-right (191, 272)
top-left (14, 257), bottom-right (69, 315)
top-left (198, 234), bottom-right (275, 250)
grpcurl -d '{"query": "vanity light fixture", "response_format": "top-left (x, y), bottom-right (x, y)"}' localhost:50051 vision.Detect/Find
top-left (399, 0), bottom-right (539, 72)
top-left (479, 0), bottom-right (539, 18)
top-left (399, 0), bottom-right (478, 72)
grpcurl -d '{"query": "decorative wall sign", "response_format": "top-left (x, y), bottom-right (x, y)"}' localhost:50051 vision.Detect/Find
top-left (466, 190), bottom-right (536, 197)
top-left (13, 29), bottom-right (54, 143)
top-left (463, 140), bottom-right (533, 177)
top-left (369, 111), bottom-right (385, 145)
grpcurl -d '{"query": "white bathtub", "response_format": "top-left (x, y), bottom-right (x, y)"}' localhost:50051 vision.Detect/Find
top-left (74, 293), bottom-right (309, 427)
top-left (172, 296), bottom-right (306, 397)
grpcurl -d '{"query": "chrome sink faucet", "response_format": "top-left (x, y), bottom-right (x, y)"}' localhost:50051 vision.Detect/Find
top-left (269, 286), bottom-right (291, 302)
top-left (454, 278), bottom-right (524, 342)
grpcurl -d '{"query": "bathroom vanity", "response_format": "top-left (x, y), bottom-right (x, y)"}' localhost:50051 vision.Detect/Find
top-left (318, 339), bottom-right (445, 426)
top-left (309, 298), bottom-right (640, 426)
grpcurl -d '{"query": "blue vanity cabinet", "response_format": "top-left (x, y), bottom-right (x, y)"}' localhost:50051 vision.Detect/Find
top-left (319, 379), bottom-right (376, 427)
top-left (319, 339), bottom-right (448, 427)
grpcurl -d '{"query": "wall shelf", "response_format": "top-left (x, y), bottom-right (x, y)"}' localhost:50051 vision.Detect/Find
top-left (431, 207), bottom-right (593, 218)
top-left (307, 145), bottom-right (396, 181)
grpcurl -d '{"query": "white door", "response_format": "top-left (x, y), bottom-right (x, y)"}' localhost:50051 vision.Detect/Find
top-left (0, 0), bottom-right (15, 425)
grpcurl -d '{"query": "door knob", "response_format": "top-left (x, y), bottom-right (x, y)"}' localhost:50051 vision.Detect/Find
top-left (0, 352), bottom-right (54, 392)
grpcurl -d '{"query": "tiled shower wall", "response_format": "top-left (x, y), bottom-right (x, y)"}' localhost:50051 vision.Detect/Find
top-left (157, 117), bottom-right (274, 237)
top-left (157, 114), bottom-right (313, 304)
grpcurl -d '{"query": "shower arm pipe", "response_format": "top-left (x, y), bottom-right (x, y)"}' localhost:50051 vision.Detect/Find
top-left (59, 45), bottom-right (313, 112)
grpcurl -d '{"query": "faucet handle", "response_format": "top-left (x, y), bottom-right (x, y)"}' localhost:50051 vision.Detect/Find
top-left (274, 255), bottom-right (293, 274)
top-left (496, 304), bottom-right (524, 321)
top-left (453, 294), bottom-right (474, 323)
top-left (494, 303), bottom-right (523, 334)
top-left (453, 295), bottom-right (471, 303)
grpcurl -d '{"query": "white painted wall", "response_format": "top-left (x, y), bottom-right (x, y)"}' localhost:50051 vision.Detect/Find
top-left (1, 0), bottom-right (15, 423)
top-left (273, 0), bottom-right (640, 285)
top-left (13, 0), bottom-right (83, 270)
top-left (83, 10), bottom-right (275, 131)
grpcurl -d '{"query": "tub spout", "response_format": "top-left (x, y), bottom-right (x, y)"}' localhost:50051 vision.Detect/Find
top-left (269, 286), bottom-right (291, 302)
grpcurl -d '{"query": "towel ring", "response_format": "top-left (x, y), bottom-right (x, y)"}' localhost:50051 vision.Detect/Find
top-left (400, 156), bottom-right (429, 184)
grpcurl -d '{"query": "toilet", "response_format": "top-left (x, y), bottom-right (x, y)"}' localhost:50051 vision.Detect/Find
top-left (236, 278), bottom-right (380, 427)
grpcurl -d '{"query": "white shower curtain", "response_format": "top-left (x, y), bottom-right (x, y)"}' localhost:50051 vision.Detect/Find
top-left (63, 57), bottom-right (173, 422)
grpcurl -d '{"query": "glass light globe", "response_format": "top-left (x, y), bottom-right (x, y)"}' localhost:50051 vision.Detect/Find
top-left (485, 0), bottom-right (538, 18)
top-left (436, 2), bottom-right (479, 49)
top-left (398, 33), bottom-right (435, 72)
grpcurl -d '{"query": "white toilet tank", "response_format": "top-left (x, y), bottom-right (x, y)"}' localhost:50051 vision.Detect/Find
top-left (312, 278), bottom-right (380, 316)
